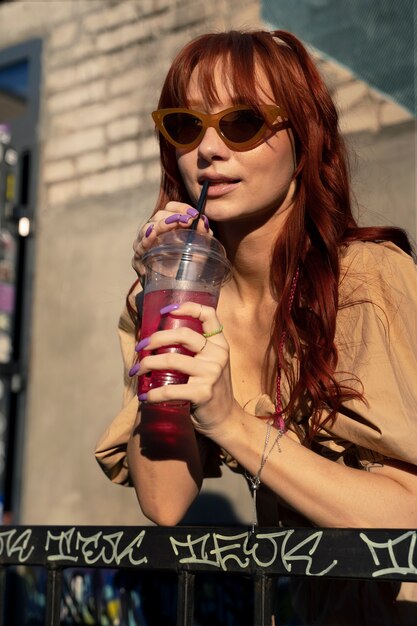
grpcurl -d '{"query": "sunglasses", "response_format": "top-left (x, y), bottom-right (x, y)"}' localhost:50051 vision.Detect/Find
top-left (152, 104), bottom-right (289, 151)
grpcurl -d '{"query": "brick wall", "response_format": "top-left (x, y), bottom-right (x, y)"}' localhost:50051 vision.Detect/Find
top-left (1, 0), bottom-right (262, 209)
top-left (0, 0), bottom-right (262, 525)
top-left (37, 0), bottom-right (259, 210)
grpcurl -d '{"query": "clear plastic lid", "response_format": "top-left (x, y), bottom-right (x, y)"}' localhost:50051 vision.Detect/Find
top-left (142, 230), bottom-right (232, 284)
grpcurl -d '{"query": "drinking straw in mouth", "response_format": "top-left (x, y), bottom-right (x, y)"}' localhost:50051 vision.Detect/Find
top-left (154, 181), bottom-right (211, 340)
top-left (175, 181), bottom-right (209, 279)
top-left (190, 179), bottom-right (209, 231)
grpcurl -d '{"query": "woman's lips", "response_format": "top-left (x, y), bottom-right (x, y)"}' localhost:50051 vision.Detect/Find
top-left (202, 178), bottom-right (241, 197)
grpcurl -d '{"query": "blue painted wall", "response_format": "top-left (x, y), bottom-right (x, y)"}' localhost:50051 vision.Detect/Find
top-left (262, 0), bottom-right (415, 114)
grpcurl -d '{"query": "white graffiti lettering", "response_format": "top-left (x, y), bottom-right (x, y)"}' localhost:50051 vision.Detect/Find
top-left (170, 530), bottom-right (337, 575)
top-left (170, 533), bottom-right (213, 566)
top-left (360, 531), bottom-right (417, 577)
top-left (281, 531), bottom-right (337, 576)
top-left (209, 532), bottom-right (251, 570)
top-left (76, 530), bottom-right (147, 566)
top-left (3, 527), bottom-right (416, 581)
top-left (247, 531), bottom-right (288, 568)
top-left (46, 527), bottom-right (78, 562)
top-left (0, 528), bottom-right (34, 562)
top-left (45, 527), bottom-right (147, 565)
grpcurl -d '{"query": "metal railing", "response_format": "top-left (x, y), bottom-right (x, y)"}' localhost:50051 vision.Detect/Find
top-left (1, 525), bottom-right (416, 625)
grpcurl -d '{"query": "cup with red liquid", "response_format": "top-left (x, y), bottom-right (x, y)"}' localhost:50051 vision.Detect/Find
top-left (137, 229), bottom-right (231, 448)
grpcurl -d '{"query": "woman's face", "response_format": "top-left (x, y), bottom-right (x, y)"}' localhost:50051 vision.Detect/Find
top-left (176, 62), bottom-right (296, 226)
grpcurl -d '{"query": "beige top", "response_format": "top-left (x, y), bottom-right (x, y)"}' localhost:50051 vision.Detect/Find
top-left (95, 241), bottom-right (417, 497)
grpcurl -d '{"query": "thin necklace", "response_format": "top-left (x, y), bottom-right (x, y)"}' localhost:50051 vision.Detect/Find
top-left (245, 266), bottom-right (300, 533)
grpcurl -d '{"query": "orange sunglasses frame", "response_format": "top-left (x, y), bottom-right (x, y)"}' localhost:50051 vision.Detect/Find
top-left (152, 104), bottom-right (289, 151)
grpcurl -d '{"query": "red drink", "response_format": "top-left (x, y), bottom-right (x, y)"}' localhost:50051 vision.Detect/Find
top-left (137, 287), bottom-right (217, 451)
top-left (137, 230), bottom-right (231, 452)
top-left (138, 287), bottom-right (217, 395)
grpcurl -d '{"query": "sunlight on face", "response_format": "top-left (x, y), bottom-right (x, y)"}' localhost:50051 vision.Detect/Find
top-left (176, 60), bottom-right (296, 229)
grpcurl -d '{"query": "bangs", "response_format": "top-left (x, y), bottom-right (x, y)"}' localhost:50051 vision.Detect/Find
top-left (158, 31), bottom-right (287, 112)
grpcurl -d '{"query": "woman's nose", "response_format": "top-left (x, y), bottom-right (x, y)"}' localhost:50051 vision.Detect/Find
top-left (197, 126), bottom-right (230, 161)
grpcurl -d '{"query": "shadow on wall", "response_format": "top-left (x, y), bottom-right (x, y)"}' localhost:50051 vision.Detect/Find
top-left (181, 492), bottom-right (243, 525)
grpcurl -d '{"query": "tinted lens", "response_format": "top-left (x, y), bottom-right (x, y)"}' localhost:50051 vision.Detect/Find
top-left (163, 112), bottom-right (203, 145)
top-left (219, 109), bottom-right (265, 143)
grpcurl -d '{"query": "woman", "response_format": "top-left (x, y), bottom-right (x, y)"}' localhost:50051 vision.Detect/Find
top-left (96, 30), bottom-right (417, 624)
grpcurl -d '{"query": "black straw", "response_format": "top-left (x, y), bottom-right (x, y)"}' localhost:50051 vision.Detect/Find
top-left (190, 180), bottom-right (209, 230)
top-left (175, 181), bottom-right (209, 279)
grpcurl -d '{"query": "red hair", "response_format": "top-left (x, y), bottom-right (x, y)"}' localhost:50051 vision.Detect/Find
top-left (147, 30), bottom-right (413, 438)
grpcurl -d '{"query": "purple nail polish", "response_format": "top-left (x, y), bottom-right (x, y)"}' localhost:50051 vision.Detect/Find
top-left (128, 363), bottom-right (140, 377)
top-left (202, 215), bottom-right (210, 230)
top-left (145, 224), bottom-right (153, 238)
top-left (186, 207), bottom-right (199, 218)
top-left (138, 392), bottom-right (147, 402)
top-left (160, 303), bottom-right (180, 315)
top-left (165, 214), bottom-right (181, 224)
top-left (179, 214), bottom-right (190, 224)
top-left (135, 337), bottom-right (150, 352)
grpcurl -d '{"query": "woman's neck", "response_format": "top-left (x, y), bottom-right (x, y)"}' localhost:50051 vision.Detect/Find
top-left (217, 205), bottom-right (290, 302)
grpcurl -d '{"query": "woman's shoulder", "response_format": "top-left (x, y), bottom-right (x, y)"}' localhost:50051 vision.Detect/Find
top-left (331, 241), bottom-right (417, 467)
top-left (340, 240), bottom-right (415, 271)
top-left (339, 240), bottom-right (416, 306)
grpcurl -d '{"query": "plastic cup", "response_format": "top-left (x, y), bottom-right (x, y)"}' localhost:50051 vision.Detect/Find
top-left (137, 229), bottom-right (231, 448)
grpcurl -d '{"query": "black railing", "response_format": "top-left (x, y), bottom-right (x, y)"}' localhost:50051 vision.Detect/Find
top-left (1, 525), bottom-right (417, 625)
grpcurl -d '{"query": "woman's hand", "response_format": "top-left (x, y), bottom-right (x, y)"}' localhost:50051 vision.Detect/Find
top-left (134, 302), bottom-right (238, 437)
top-left (132, 202), bottom-right (211, 282)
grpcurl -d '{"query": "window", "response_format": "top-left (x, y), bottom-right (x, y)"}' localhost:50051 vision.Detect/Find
top-left (0, 59), bottom-right (29, 120)
top-left (0, 38), bottom-right (41, 521)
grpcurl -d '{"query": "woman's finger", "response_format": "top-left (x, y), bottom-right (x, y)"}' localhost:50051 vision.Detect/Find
top-left (131, 205), bottom-right (211, 277)
top-left (170, 302), bottom-right (225, 344)
top-left (139, 380), bottom-right (214, 406)
top-left (137, 202), bottom-right (210, 244)
top-left (132, 207), bottom-right (193, 260)
top-left (135, 326), bottom-right (209, 355)
top-left (139, 349), bottom-right (222, 379)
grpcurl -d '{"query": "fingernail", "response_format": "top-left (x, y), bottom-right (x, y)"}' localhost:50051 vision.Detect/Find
top-left (165, 214), bottom-right (181, 224)
top-left (202, 215), bottom-right (210, 230)
top-left (179, 214), bottom-right (190, 224)
top-left (128, 363), bottom-right (140, 377)
top-left (145, 224), bottom-right (153, 238)
top-left (135, 337), bottom-right (150, 352)
top-left (160, 303), bottom-right (180, 315)
top-left (138, 392), bottom-right (147, 401)
top-left (186, 207), bottom-right (199, 218)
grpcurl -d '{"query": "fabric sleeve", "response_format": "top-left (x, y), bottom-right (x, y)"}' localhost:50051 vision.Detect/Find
top-left (94, 285), bottom-right (141, 486)
top-left (94, 285), bottom-right (222, 486)
top-left (319, 241), bottom-right (417, 467)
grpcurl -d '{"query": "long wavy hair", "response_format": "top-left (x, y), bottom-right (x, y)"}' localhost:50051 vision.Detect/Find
top-left (139, 29), bottom-right (413, 438)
